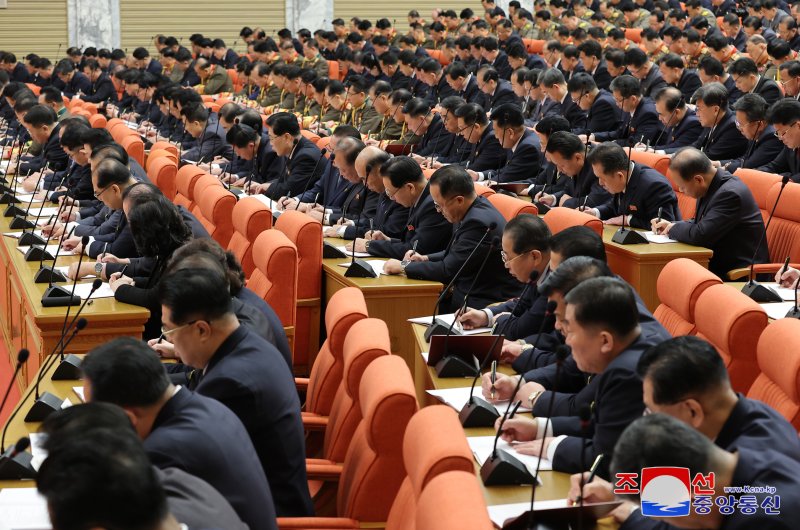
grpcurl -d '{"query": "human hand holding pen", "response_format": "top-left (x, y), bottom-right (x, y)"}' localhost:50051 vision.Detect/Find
top-left (572, 454), bottom-right (605, 505)
top-left (490, 360), bottom-right (497, 400)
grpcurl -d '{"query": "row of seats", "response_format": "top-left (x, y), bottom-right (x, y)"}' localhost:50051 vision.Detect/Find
top-left (654, 258), bottom-right (800, 428)
top-left (286, 286), bottom-right (491, 528)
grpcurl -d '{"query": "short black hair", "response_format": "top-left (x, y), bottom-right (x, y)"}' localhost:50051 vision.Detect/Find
top-left (564, 276), bottom-right (639, 336)
top-left (609, 75), bottom-right (641, 98)
top-left (767, 97), bottom-right (800, 126)
top-left (540, 256), bottom-right (612, 296)
top-left (39, 402), bottom-right (136, 455)
top-left (60, 123), bottom-right (90, 150)
top-left (23, 104), bottom-right (57, 127)
top-left (637, 336), bottom-right (730, 404)
top-left (586, 142), bottom-right (630, 173)
top-left (489, 103), bottom-right (525, 128)
top-left (81, 337), bottom-right (171, 407)
top-left (548, 226), bottom-right (607, 262)
top-left (505, 214), bottom-right (551, 254)
top-left (728, 57), bottom-right (758, 77)
top-left (429, 165), bottom-right (476, 200)
top-left (732, 93), bottom-right (768, 122)
top-left (402, 97), bottom-right (432, 118)
top-left (181, 103), bottom-right (209, 123)
top-left (567, 72), bottom-right (597, 94)
top-left (159, 266), bottom-right (235, 326)
top-left (454, 102), bottom-right (489, 127)
top-left (380, 156), bottom-right (425, 187)
top-left (168, 238), bottom-right (245, 295)
top-left (545, 130), bottom-right (584, 158)
top-left (268, 112), bottom-right (300, 137)
top-left (534, 115), bottom-right (571, 136)
top-left (126, 189), bottom-right (192, 258)
top-left (624, 47), bottom-right (648, 68)
top-left (95, 158), bottom-right (131, 188)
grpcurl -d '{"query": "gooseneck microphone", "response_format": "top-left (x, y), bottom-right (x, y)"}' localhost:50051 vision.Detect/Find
top-left (294, 147), bottom-right (327, 210)
top-left (611, 137), bottom-right (648, 244)
top-left (344, 182), bottom-right (377, 278)
top-left (41, 234), bottom-right (89, 307)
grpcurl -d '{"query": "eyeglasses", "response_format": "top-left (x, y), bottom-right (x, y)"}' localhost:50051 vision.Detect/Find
top-left (93, 185), bottom-right (111, 199)
top-left (159, 320), bottom-right (198, 338)
top-left (501, 249), bottom-right (532, 263)
top-left (432, 196), bottom-right (458, 212)
top-left (775, 121), bottom-right (799, 138)
top-left (385, 185), bottom-right (400, 198)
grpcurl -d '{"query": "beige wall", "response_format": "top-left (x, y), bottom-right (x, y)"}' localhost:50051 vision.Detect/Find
top-left (0, 0), bottom-right (68, 61)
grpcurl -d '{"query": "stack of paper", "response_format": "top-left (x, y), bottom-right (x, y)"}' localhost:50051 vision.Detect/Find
top-left (336, 246), bottom-right (370, 258)
top-left (28, 433), bottom-right (48, 472)
top-left (427, 386), bottom-right (531, 414)
top-left (0, 488), bottom-right (50, 529)
top-left (756, 282), bottom-right (796, 301)
top-left (71, 282), bottom-right (116, 300)
top-left (642, 231), bottom-right (673, 244)
top-left (73, 386), bottom-right (85, 402)
top-left (760, 302), bottom-right (797, 321)
top-left (467, 435), bottom-right (552, 473)
top-left (408, 313), bottom-right (493, 335)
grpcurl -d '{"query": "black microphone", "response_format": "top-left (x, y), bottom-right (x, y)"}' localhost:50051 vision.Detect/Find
top-left (652, 95), bottom-right (684, 148)
top-left (0, 349), bottom-right (29, 423)
top-left (428, 109), bottom-right (449, 168)
top-left (53, 279), bottom-right (101, 378)
top-left (344, 181), bottom-right (377, 278)
top-left (611, 137), bottom-right (648, 244)
top-left (42, 234), bottom-right (88, 307)
top-left (18, 179), bottom-right (51, 248)
top-left (34, 197), bottom-right (73, 283)
top-left (294, 147), bottom-right (327, 210)
top-left (577, 403), bottom-right (593, 530)
top-left (701, 105), bottom-right (723, 154)
top-left (0, 437), bottom-right (35, 480)
top-left (787, 274), bottom-right (800, 318)
top-left (0, 130), bottom-right (21, 199)
top-left (400, 108), bottom-right (430, 155)
top-left (424, 222), bottom-right (497, 341)
top-left (7, 162), bottom-right (48, 224)
top-left (459, 271), bottom-right (542, 427)
top-left (242, 143), bottom-right (258, 197)
top-left (742, 174), bottom-right (790, 303)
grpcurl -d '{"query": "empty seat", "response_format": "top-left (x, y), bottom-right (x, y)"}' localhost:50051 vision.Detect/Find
top-left (196, 185), bottom-right (236, 247)
top-left (747, 319), bottom-right (800, 429)
top-left (146, 157), bottom-right (178, 200)
top-left (227, 197), bottom-right (272, 277)
top-left (630, 150), bottom-right (670, 177)
top-left (174, 166), bottom-right (208, 210)
top-left (653, 258), bottom-right (721, 336)
top-left (188, 173), bottom-right (222, 217)
top-left (120, 135), bottom-right (145, 167)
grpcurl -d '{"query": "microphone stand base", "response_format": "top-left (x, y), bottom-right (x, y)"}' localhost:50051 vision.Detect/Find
top-left (785, 307), bottom-right (800, 319)
top-left (741, 281), bottom-right (783, 303)
top-left (23, 392), bottom-right (63, 422)
top-left (0, 448), bottom-right (36, 480)
top-left (0, 192), bottom-right (20, 204)
top-left (52, 354), bottom-right (83, 380)
top-left (344, 258), bottom-right (377, 278)
top-left (459, 396), bottom-right (500, 427)
top-left (424, 317), bottom-right (454, 342)
top-left (24, 246), bottom-right (53, 262)
top-left (322, 241), bottom-right (348, 259)
top-left (41, 285), bottom-right (81, 307)
top-left (4, 205), bottom-right (27, 219)
top-left (435, 355), bottom-right (479, 378)
top-left (34, 266), bottom-right (67, 284)
top-left (533, 202), bottom-right (551, 214)
top-left (8, 215), bottom-right (34, 229)
top-left (611, 227), bottom-right (648, 245)
top-left (18, 232), bottom-right (47, 247)
top-left (480, 448), bottom-right (538, 486)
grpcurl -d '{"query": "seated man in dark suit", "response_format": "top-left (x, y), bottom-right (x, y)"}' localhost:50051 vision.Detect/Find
top-left (53, 58), bottom-right (92, 98)
top-left (759, 98), bottom-right (800, 181)
top-left (458, 214), bottom-right (553, 342)
top-left (402, 97), bottom-right (453, 159)
top-left (490, 276), bottom-right (650, 478)
top-left (525, 116), bottom-right (572, 199)
top-left (577, 40), bottom-right (612, 91)
top-left (80, 59), bottom-right (118, 104)
top-left (246, 112), bottom-right (322, 200)
top-left (730, 57), bottom-right (783, 106)
top-left (536, 131), bottom-right (611, 209)
top-left (650, 86), bottom-right (703, 150)
top-left (159, 266), bottom-right (314, 517)
top-left (583, 142), bottom-right (679, 228)
top-left (38, 407), bottom-right (251, 530)
top-left (717, 93), bottom-right (783, 172)
top-left (652, 148), bottom-right (768, 279)
top-left (657, 53), bottom-right (702, 101)
top-left (624, 47), bottom-right (668, 99)
top-left (664, 82), bottom-right (748, 161)
top-left (357, 156), bottom-right (451, 259)
top-left (18, 104), bottom-right (69, 178)
top-left (567, 73), bottom-right (622, 137)
top-left (321, 137), bottom-right (378, 234)
top-left (452, 102), bottom-right (506, 172)
top-left (481, 37), bottom-right (514, 80)
top-left (179, 104), bottom-right (233, 163)
top-left (383, 165), bottom-right (521, 312)
top-left (590, 75), bottom-right (662, 146)
top-left (81, 338), bottom-right (278, 530)
top-left (444, 62), bottom-right (483, 104)
top-left (539, 68), bottom-right (588, 132)
top-left (470, 103), bottom-right (541, 183)
top-left (476, 66), bottom-right (519, 113)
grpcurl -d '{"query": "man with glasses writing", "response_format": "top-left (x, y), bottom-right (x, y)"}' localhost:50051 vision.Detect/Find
top-left (758, 98), bottom-right (800, 182)
top-left (383, 165), bottom-right (520, 312)
top-left (714, 94), bottom-right (782, 172)
top-left (587, 75), bottom-right (661, 147)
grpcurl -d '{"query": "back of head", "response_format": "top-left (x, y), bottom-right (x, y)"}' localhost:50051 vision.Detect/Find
top-left (40, 402), bottom-right (136, 455)
top-left (586, 142), bottom-right (629, 173)
top-left (81, 337), bottom-right (170, 407)
top-left (126, 188), bottom-right (191, 257)
top-left (505, 214), bottom-right (550, 253)
top-left (540, 255), bottom-right (612, 297)
top-left (269, 111), bottom-right (301, 137)
top-left (95, 158), bottom-right (131, 188)
top-left (489, 103), bottom-right (525, 129)
top-left (168, 238), bottom-right (245, 296)
top-left (159, 266), bottom-right (234, 326)
top-left (380, 155), bottom-right (424, 187)
top-left (336, 136), bottom-right (366, 165)
top-left (23, 104), bottom-right (57, 127)
top-left (637, 336), bottom-right (730, 405)
top-left (548, 226), bottom-right (607, 263)
top-left (564, 276), bottom-right (639, 337)
top-left (670, 147), bottom-right (712, 182)
top-left (545, 130), bottom-right (583, 157)
top-left (429, 165), bottom-right (476, 199)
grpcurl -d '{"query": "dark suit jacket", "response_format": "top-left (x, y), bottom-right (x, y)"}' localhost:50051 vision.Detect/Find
top-left (668, 169), bottom-right (769, 278)
top-left (674, 69), bottom-right (702, 101)
top-left (192, 326), bottom-right (313, 517)
top-left (367, 184), bottom-right (452, 260)
top-left (404, 196), bottom-right (522, 312)
top-left (527, 163), bottom-right (571, 197)
top-left (158, 467), bottom-right (250, 530)
top-left (427, 74), bottom-right (458, 105)
top-left (553, 94), bottom-right (588, 132)
top-left (588, 63), bottom-right (612, 91)
top-left (388, 69), bottom-right (412, 91)
top-left (554, 161), bottom-right (611, 209)
top-left (491, 283), bottom-right (555, 341)
top-left (758, 145), bottom-right (800, 182)
top-left (595, 163), bottom-right (680, 228)
top-left (343, 192), bottom-right (409, 240)
top-left (87, 213), bottom-right (137, 259)
top-left (182, 118), bottom-right (233, 163)
top-left (20, 123), bottom-right (69, 173)
top-left (532, 98), bottom-right (560, 123)
top-left (490, 51), bottom-right (513, 80)
top-left (639, 67), bottom-right (668, 98)
top-left (655, 109), bottom-right (703, 149)
top-left (722, 126), bottom-right (784, 173)
top-left (482, 80), bottom-right (519, 113)
top-left (573, 90), bottom-right (622, 136)
top-left (462, 123), bottom-right (506, 172)
top-left (145, 388), bottom-right (278, 530)
top-left (732, 28), bottom-right (748, 51)
top-left (482, 128), bottom-right (541, 183)
top-left (459, 76), bottom-right (483, 104)
top-left (685, 111), bottom-right (750, 162)
top-left (81, 73), bottom-right (118, 103)
top-left (593, 97), bottom-right (661, 145)
top-left (297, 157), bottom-right (346, 206)
top-left (264, 136), bottom-right (323, 200)
top-left (9, 62), bottom-right (30, 83)
top-left (62, 71), bottom-right (93, 98)
top-left (414, 114), bottom-right (454, 158)
top-left (236, 287), bottom-right (292, 368)
top-left (328, 183), bottom-right (376, 225)
top-left (754, 75), bottom-right (783, 106)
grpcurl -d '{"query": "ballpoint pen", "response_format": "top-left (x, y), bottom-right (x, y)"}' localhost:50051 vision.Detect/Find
top-left (655, 206), bottom-right (663, 234)
top-left (410, 240), bottom-right (418, 257)
top-left (573, 454), bottom-right (605, 505)
top-left (369, 218), bottom-right (374, 238)
top-left (507, 400), bottom-right (522, 420)
top-left (490, 360), bottom-right (497, 400)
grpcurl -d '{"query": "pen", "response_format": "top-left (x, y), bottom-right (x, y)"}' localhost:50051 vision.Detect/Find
top-left (410, 240), bottom-right (418, 256)
top-left (102, 242), bottom-right (108, 259)
top-left (656, 206), bottom-right (663, 224)
top-left (120, 264), bottom-right (128, 277)
top-left (312, 192), bottom-right (319, 209)
top-left (573, 454), bottom-right (605, 505)
top-left (507, 400), bottom-right (522, 420)
top-left (369, 218), bottom-right (374, 237)
top-left (782, 256), bottom-right (791, 277)
top-left (490, 360), bottom-right (497, 400)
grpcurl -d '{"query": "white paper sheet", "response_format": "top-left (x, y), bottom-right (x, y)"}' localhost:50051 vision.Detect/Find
top-left (246, 193), bottom-right (279, 211)
top-left (25, 206), bottom-right (59, 218)
top-left (16, 244), bottom-right (62, 256)
top-left (28, 433), bottom-right (48, 472)
top-left (73, 386), bottom-right (85, 402)
top-left (467, 435), bottom-right (552, 474)
top-left (487, 500), bottom-right (573, 527)
top-left (3, 229), bottom-right (45, 239)
top-left (408, 313), bottom-right (494, 336)
top-left (337, 259), bottom-right (386, 276)
top-left (760, 302), bottom-right (797, 320)
top-left (757, 282), bottom-right (797, 302)
top-left (71, 281), bottom-right (116, 300)
top-left (336, 246), bottom-right (370, 258)
top-left (642, 231), bottom-right (673, 244)
top-left (0, 488), bottom-right (50, 530)
top-left (427, 387), bottom-right (532, 414)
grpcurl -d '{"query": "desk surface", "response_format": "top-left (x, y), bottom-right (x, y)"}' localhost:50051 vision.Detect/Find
top-left (601, 226), bottom-right (713, 260)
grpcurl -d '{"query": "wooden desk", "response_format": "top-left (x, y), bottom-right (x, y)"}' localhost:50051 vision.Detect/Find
top-left (602, 226), bottom-right (712, 312)
top-left (0, 214), bottom-right (150, 389)
top-left (322, 238), bottom-right (442, 369)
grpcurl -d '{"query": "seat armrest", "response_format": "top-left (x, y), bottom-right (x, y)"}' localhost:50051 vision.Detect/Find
top-left (728, 263), bottom-right (800, 280)
top-left (302, 412), bottom-right (329, 431)
top-left (277, 517), bottom-right (360, 529)
top-left (306, 458), bottom-right (344, 481)
top-left (295, 377), bottom-right (310, 391)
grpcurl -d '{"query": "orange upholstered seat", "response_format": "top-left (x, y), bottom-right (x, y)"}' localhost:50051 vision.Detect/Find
top-left (653, 258), bottom-right (721, 336)
top-left (146, 156), bottom-right (178, 200)
top-left (416, 471), bottom-right (493, 530)
top-left (89, 113), bottom-right (107, 129)
top-left (734, 168), bottom-right (782, 218)
top-left (747, 319), bottom-right (800, 429)
top-left (174, 166), bottom-right (207, 210)
top-left (630, 150), bottom-right (670, 177)
top-left (227, 197), bottom-right (272, 277)
top-left (150, 140), bottom-right (179, 156)
top-left (474, 183), bottom-right (495, 197)
top-left (275, 210), bottom-right (324, 374)
top-left (694, 284), bottom-right (768, 393)
top-left (196, 185), bottom-right (236, 247)
top-left (120, 135), bottom-right (145, 167)
top-left (487, 193), bottom-right (538, 220)
top-left (188, 173), bottom-right (222, 217)
top-left (542, 207), bottom-right (603, 236)
top-left (247, 229), bottom-right (298, 331)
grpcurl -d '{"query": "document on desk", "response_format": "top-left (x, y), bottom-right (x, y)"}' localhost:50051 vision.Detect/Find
top-left (71, 281), bottom-right (116, 300)
top-left (641, 231), bottom-right (674, 244)
top-left (16, 244), bottom-right (62, 256)
top-left (760, 301), bottom-right (796, 321)
top-left (248, 193), bottom-right (279, 210)
top-left (3, 229), bottom-right (46, 239)
top-left (337, 260), bottom-right (387, 276)
top-left (73, 386), bottom-right (85, 402)
top-left (487, 500), bottom-right (573, 527)
top-left (427, 387), bottom-right (532, 414)
top-left (335, 246), bottom-right (370, 258)
top-left (28, 433), bottom-right (48, 472)
top-left (0, 488), bottom-right (51, 530)
top-left (408, 313), bottom-right (493, 335)
top-left (467, 435), bottom-right (552, 473)
top-left (25, 206), bottom-right (59, 218)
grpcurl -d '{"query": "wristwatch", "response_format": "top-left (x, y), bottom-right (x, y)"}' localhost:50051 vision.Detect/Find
top-left (528, 390), bottom-right (544, 409)
top-left (95, 262), bottom-right (103, 277)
